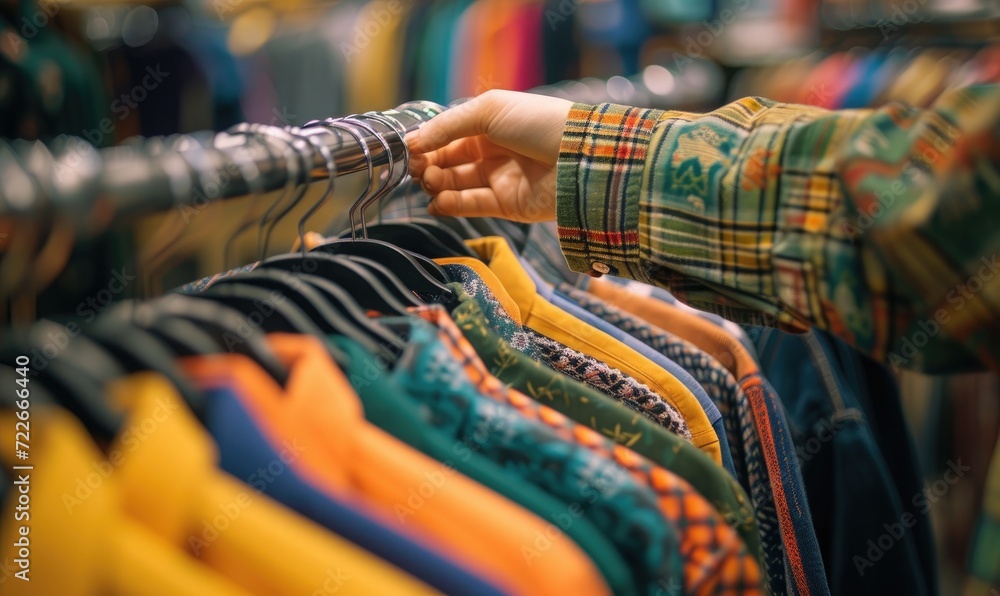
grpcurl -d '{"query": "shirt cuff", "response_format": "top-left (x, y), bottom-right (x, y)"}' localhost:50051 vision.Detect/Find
top-left (555, 103), bottom-right (665, 283)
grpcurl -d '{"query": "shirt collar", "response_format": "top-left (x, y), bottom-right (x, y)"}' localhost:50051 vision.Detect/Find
top-left (436, 249), bottom-right (526, 326)
top-left (465, 236), bottom-right (539, 321)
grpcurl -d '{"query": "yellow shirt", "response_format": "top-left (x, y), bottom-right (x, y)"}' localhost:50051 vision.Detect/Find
top-left (444, 236), bottom-right (722, 465)
top-left (0, 406), bottom-right (249, 596)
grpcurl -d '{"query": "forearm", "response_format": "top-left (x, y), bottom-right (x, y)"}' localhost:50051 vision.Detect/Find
top-left (556, 86), bottom-right (1000, 373)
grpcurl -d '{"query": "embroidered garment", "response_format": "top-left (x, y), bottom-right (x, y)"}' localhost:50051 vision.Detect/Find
top-left (411, 305), bottom-right (763, 595)
top-left (381, 315), bottom-right (685, 594)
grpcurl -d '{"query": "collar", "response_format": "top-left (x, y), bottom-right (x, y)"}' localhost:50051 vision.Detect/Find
top-left (178, 334), bottom-right (360, 469)
top-left (465, 236), bottom-right (539, 321)
top-left (436, 250), bottom-right (526, 326)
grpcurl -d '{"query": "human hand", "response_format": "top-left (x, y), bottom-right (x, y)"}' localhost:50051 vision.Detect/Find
top-left (405, 90), bottom-right (573, 223)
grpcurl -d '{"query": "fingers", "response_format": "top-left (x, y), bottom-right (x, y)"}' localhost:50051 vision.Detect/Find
top-left (427, 188), bottom-right (507, 219)
top-left (408, 138), bottom-right (480, 177)
top-left (421, 163), bottom-right (489, 194)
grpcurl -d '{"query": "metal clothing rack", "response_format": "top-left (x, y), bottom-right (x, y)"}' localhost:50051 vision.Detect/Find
top-left (0, 100), bottom-right (447, 226)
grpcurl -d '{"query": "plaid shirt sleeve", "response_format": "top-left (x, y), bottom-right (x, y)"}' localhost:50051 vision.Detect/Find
top-left (555, 85), bottom-right (1000, 373)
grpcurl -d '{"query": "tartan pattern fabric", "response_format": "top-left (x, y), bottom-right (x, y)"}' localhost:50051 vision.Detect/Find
top-left (413, 305), bottom-right (763, 595)
top-left (441, 262), bottom-right (692, 439)
top-left (554, 87), bottom-right (1000, 375)
top-left (386, 313), bottom-right (685, 594)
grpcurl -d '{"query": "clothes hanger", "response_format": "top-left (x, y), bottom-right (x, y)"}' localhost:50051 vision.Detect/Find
top-left (30, 320), bottom-right (128, 386)
top-left (0, 330), bottom-right (124, 445)
top-left (359, 112), bottom-right (476, 256)
top-left (301, 118), bottom-right (454, 294)
top-left (198, 282), bottom-right (350, 364)
top-left (221, 124), bottom-right (301, 269)
top-left (208, 268), bottom-right (391, 358)
top-left (387, 178), bottom-right (483, 241)
top-left (83, 320), bottom-right (210, 419)
top-left (342, 255), bottom-right (424, 308)
top-left (257, 251), bottom-right (412, 316)
top-left (402, 217), bottom-right (479, 256)
top-left (256, 125), bottom-right (317, 259)
top-left (330, 114), bottom-right (473, 259)
top-left (142, 294), bottom-right (292, 385)
top-left (292, 272), bottom-right (406, 357)
top-left (106, 297), bottom-right (240, 362)
top-left (241, 119), bottom-right (413, 316)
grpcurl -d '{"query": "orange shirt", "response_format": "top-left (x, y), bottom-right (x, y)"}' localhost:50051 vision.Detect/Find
top-left (179, 334), bottom-right (608, 596)
top-left (588, 278), bottom-right (759, 379)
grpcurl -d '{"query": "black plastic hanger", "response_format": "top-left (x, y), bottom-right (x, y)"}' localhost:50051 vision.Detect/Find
top-left (293, 273), bottom-right (407, 358)
top-left (348, 222), bottom-right (468, 259)
top-left (144, 294), bottom-right (292, 386)
top-left (415, 214), bottom-right (483, 241)
top-left (198, 282), bottom-right (349, 363)
top-left (84, 321), bottom-right (209, 420)
top-left (300, 119), bottom-right (453, 294)
top-left (209, 269), bottom-right (388, 358)
top-left (0, 332), bottom-right (123, 445)
top-left (31, 320), bottom-right (127, 386)
top-left (257, 252), bottom-right (411, 315)
top-left (342, 255), bottom-right (424, 308)
top-left (401, 218), bottom-right (478, 257)
top-left (312, 237), bottom-right (451, 288)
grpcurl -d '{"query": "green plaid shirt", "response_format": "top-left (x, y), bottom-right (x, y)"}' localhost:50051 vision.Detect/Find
top-left (555, 85), bottom-right (1000, 376)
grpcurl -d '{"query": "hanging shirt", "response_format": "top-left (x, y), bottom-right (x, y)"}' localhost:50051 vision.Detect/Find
top-left (193, 381), bottom-right (509, 596)
top-left (752, 327), bottom-right (936, 596)
top-left (447, 236), bottom-right (723, 465)
top-left (560, 283), bottom-right (754, 487)
top-left (180, 334), bottom-right (598, 596)
top-left (409, 305), bottom-right (764, 594)
top-left (588, 278), bottom-right (827, 596)
top-left (521, 258), bottom-right (737, 478)
top-left (0, 407), bottom-right (249, 596)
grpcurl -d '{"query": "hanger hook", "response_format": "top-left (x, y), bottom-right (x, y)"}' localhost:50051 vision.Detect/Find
top-left (221, 124), bottom-right (293, 269)
top-left (256, 125), bottom-right (313, 260)
top-left (358, 111), bottom-right (410, 226)
top-left (338, 115), bottom-right (393, 240)
top-left (291, 126), bottom-right (337, 256)
top-left (305, 118), bottom-right (374, 240)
